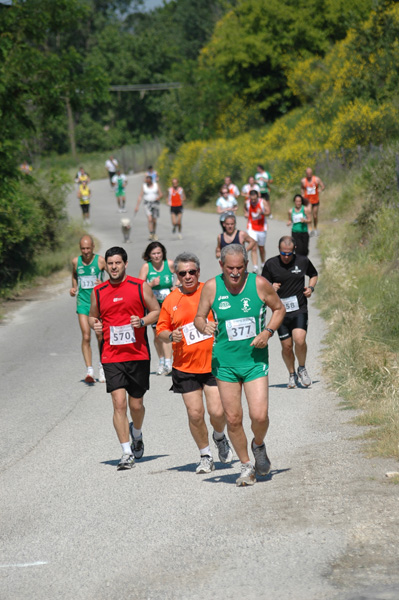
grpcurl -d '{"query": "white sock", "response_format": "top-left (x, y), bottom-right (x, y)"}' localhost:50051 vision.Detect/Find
top-left (213, 430), bottom-right (225, 441)
top-left (165, 358), bottom-right (172, 368)
top-left (132, 426), bottom-right (142, 440)
top-left (121, 442), bottom-right (132, 454)
top-left (200, 446), bottom-right (211, 457)
top-left (159, 357), bottom-right (165, 366)
top-left (87, 366), bottom-right (94, 374)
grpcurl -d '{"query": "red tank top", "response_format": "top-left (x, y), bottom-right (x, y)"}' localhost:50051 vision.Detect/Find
top-left (94, 276), bottom-right (150, 363)
top-left (303, 176), bottom-right (319, 204)
top-left (246, 199), bottom-right (266, 231)
top-left (168, 187), bottom-right (183, 207)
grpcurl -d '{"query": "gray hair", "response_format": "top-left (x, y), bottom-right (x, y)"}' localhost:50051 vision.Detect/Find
top-left (220, 244), bottom-right (248, 265)
top-left (174, 251), bottom-right (200, 272)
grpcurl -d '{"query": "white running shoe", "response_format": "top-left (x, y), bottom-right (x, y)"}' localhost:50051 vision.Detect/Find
top-left (85, 367), bottom-right (95, 384)
top-left (252, 265), bottom-right (259, 273)
top-left (236, 462), bottom-right (256, 487)
top-left (98, 365), bottom-right (106, 383)
top-left (156, 364), bottom-right (166, 376)
top-left (196, 455), bottom-right (215, 474)
top-left (297, 366), bottom-right (312, 387)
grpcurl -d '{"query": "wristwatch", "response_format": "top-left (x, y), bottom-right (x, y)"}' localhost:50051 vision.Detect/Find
top-left (140, 318), bottom-right (145, 327)
top-left (265, 328), bottom-right (274, 336)
top-left (309, 286), bottom-right (315, 293)
top-left (169, 332), bottom-right (173, 342)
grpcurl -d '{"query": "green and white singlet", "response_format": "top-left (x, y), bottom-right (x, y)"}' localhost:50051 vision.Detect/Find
top-left (147, 261), bottom-right (174, 304)
top-left (291, 205), bottom-right (308, 233)
top-left (76, 255), bottom-right (104, 315)
top-left (211, 273), bottom-right (268, 370)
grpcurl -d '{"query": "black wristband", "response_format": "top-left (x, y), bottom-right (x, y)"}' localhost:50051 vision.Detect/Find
top-left (309, 286), bottom-right (315, 293)
top-left (265, 328), bottom-right (274, 337)
top-left (169, 332), bottom-right (173, 342)
top-left (140, 318), bottom-right (145, 327)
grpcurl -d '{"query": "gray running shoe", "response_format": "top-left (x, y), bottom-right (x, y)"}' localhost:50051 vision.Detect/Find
top-left (131, 437), bottom-right (144, 459)
top-left (297, 366), bottom-right (312, 387)
top-left (287, 373), bottom-right (297, 389)
top-left (129, 422), bottom-right (144, 459)
top-left (251, 439), bottom-right (271, 476)
top-left (236, 462), bottom-right (256, 487)
top-left (196, 455), bottom-right (215, 474)
top-left (213, 433), bottom-right (233, 463)
top-left (117, 453), bottom-right (135, 470)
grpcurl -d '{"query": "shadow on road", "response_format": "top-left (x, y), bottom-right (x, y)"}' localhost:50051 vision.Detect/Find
top-left (203, 467), bottom-right (291, 485)
top-left (101, 454), bottom-right (169, 467)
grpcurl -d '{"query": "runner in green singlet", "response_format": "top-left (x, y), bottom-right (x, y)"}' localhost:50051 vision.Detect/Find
top-left (287, 194), bottom-right (311, 256)
top-left (138, 242), bottom-right (175, 375)
top-left (70, 235), bottom-right (106, 383)
top-left (111, 169), bottom-right (127, 212)
top-left (195, 244), bottom-right (285, 487)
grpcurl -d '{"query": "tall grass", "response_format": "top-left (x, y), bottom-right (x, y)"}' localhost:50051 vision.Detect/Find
top-left (317, 147), bottom-right (399, 458)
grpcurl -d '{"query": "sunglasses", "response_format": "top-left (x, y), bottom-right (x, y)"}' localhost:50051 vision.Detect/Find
top-left (280, 251), bottom-right (294, 256)
top-left (178, 269), bottom-right (198, 277)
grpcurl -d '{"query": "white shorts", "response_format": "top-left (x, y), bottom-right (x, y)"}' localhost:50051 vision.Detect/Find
top-left (248, 228), bottom-right (266, 247)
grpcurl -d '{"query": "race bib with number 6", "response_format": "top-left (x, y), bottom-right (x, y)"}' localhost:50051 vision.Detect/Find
top-left (281, 295), bottom-right (299, 312)
top-left (226, 317), bottom-right (256, 341)
top-left (110, 324), bottom-right (136, 345)
top-left (182, 322), bottom-right (213, 346)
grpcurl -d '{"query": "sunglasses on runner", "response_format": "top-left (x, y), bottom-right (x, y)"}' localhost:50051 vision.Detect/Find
top-left (280, 251), bottom-right (294, 256)
top-left (178, 269), bottom-right (198, 277)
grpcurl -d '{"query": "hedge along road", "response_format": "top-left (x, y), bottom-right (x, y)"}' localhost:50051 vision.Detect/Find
top-left (0, 174), bottom-right (399, 600)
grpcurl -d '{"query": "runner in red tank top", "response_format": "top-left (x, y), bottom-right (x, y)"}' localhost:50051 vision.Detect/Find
top-left (300, 167), bottom-right (325, 237)
top-left (89, 246), bottom-right (160, 471)
top-left (168, 178), bottom-right (186, 239)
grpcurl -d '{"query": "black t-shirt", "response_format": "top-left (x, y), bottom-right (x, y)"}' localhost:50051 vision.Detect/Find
top-left (262, 254), bottom-right (318, 314)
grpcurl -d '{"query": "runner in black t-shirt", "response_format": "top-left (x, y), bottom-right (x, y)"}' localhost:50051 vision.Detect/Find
top-left (262, 236), bottom-right (318, 389)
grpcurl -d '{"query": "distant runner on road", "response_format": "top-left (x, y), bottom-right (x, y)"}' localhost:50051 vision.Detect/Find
top-left (215, 213), bottom-right (256, 259)
top-left (89, 246), bottom-right (160, 470)
top-left (245, 189), bottom-right (269, 273)
top-left (157, 252), bottom-right (233, 474)
top-left (135, 175), bottom-right (163, 241)
top-left (301, 167), bottom-right (325, 236)
top-left (216, 185), bottom-right (238, 216)
top-left (195, 244), bottom-right (285, 487)
top-left (224, 176), bottom-right (240, 199)
top-left (70, 235), bottom-right (106, 384)
top-left (241, 176), bottom-right (260, 201)
top-left (111, 169), bottom-right (128, 213)
top-left (168, 178), bottom-right (185, 239)
top-left (288, 194), bottom-right (311, 256)
top-left (77, 180), bottom-right (92, 225)
top-left (262, 236), bottom-right (318, 389)
top-left (255, 164), bottom-right (273, 217)
top-left (146, 165), bottom-right (159, 183)
top-left (105, 155), bottom-right (118, 189)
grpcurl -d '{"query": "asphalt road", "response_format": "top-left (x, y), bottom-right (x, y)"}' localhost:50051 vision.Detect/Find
top-left (1, 175), bottom-right (399, 600)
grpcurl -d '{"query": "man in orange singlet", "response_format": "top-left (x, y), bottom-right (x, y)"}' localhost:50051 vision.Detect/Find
top-left (157, 251), bottom-right (233, 474)
top-left (245, 189), bottom-right (269, 273)
top-left (301, 168), bottom-right (325, 236)
top-left (168, 178), bottom-right (186, 239)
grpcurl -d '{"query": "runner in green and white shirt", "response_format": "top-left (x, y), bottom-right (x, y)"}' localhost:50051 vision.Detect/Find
top-left (255, 164), bottom-right (273, 218)
top-left (195, 244), bottom-right (285, 487)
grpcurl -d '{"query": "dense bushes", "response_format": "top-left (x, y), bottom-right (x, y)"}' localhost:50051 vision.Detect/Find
top-left (0, 171), bottom-right (69, 291)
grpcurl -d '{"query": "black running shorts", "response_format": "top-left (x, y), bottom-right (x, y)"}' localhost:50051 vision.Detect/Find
top-left (171, 368), bottom-right (217, 394)
top-left (278, 311), bottom-right (308, 340)
top-left (170, 206), bottom-right (183, 214)
top-left (102, 360), bottom-right (150, 398)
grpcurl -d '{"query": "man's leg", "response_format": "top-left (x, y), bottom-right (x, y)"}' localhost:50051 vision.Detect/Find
top-left (78, 313), bottom-right (92, 368)
top-left (312, 204), bottom-right (319, 231)
top-left (251, 245), bottom-right (258, 272)
top-left (217, 380), bottom-right (248, 462)
top-left (128, 394), bottom-right (145, 433)
top-left (176, 211), bottom-right (182, 233)
top-left (181, 389), bottom-right (208, 449)
top-left (280, 336), bottom-right (295, 374)
top-left (203, 384), bottom-right (226, 434)
top-left (292, 328), bottom-right (307, 366)
top-left (243, 376), bottom-right (269, 445)
top-left (147, 214), bottom-right (153, 235)
top-left (111, 388), bottom-right (129, 443)
top-left (259, 244), bottom-right (266, 264)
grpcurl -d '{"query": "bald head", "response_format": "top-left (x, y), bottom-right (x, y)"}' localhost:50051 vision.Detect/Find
top-left (306, 168), bottom-right (313, 178)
